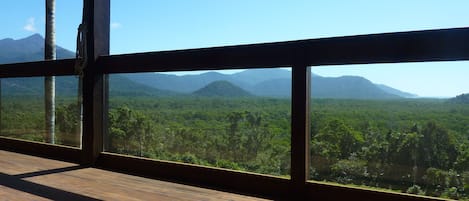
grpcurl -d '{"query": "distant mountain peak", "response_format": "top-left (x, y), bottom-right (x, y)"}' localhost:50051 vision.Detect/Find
top-left (23, 33), bottom-right (44, 41)
top-left (230, 68), bottom-right (291, 85)
top-left (0, 34), bottom-right (43, 43)
top-left (0, 34), bottom-right (74, 64)
top-left (200, 71), bottom-right (224, 76)
top-left (193, 80), bottom-right (252, 97)
top-left (449, 93), bottom-right (469, 104)
top-left (0, 37), bottom-right (14, 42)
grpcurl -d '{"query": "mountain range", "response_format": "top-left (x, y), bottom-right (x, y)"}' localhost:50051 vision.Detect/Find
top-left (120, 70), bottom-right (418, 99)
top-left (1, 34), bottom-right (419, 99)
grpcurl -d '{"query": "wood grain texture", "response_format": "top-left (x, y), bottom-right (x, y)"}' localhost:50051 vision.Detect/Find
top-left (0, 150), bottom-right (269, 201)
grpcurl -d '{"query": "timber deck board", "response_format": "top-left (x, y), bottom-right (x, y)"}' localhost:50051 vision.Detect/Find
top-left (0, 150), bottom-right (269, 201)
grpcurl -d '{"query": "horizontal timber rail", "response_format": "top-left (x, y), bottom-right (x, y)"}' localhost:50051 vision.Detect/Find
top-left (0, 59), bottom-right (76, 78)
top-left (305, 182), bottom-right (442, 201)
top-left (0, 137), bottom-right (81, 164)
top-left (99, 27), bottom-right (469, 74)
top-left (97, 152), bottom-right (291, 200)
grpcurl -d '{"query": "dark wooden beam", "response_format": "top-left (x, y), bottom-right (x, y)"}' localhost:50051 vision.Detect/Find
top-left (96, 152), bottom-right (290, 200)
top-left (0, 137), bottom-right (81, 164)
top-left (0, 59), bottom-right (76, 78)
top-left (81, 0), bottom-right (109, 165)
top-left (305, 27), bottom-right (469, 66)
top-left (290, 62), bottom-right (311, 199)
top-left (305, 182), bottom-right (440, 201)
top-left (98, 27), bottom-right (469, 74)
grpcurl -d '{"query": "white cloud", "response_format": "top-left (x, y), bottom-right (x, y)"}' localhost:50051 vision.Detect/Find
top-left (111, 22), bottom-right (122, 29)
top-left (23, 17), bottom-right (37, 32)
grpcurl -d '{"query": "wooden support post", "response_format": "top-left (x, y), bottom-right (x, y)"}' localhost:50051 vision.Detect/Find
top-left (290, 63), bottom-right (311, 200)
top-left (81, 0), bottom-right (109, 165)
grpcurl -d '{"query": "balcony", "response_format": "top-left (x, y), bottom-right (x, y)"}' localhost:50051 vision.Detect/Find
top-left (2, 27), bottom-right (468, 200)
top-left (1, 1), bottom-right (469, 200)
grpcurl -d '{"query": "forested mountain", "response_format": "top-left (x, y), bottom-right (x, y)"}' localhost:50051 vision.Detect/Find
top-left (229, 68), bottom-right (291, 85)
top-left (193, 80), bottom-right (252, 97)
top-left (312, 76), bottom-right (400, 99)
top-left (1, 76), bottom-right (78, 96)
top-left (109, 75), bottom-right (179, 97)
top-left (123, 70), bottom-right (415, 99)
top-left (0, 34), bottom-right (74, 64)
top-left (449, 93), bottom-right (469, 103)
top-left (1, 75), bottom-right (176, 97)
top-left (250, 76), bottom-right (403, 99)
top-left (120, 68), bottom-right (292, 94)
top-left (120, 72), bottom-right (236, 93)
top-left (251, 78), bottom-right (291, 97)
top-left (376, 84), bottom-right (418, 98)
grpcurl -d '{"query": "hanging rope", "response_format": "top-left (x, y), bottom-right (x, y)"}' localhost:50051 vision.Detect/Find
top-left (75, 23), bottom-right (87, 148)
top-left (75, 23), bottom-right (88, 78)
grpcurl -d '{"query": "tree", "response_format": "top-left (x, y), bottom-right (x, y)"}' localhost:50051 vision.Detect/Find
top-left (244, 111), bottom-right (265, 159)
top-left (226, 111), bottom-right (245, 161)
top-left (312, 118), bottom-right (364, 160)
top-left (56, 103), bottom-right (80, 146)
top-left (44, 0), bottom-right (56, 144)
top-left (398, 131), bottom-right (422, 185)
top-left (420, 121), bottom-right (458, 170)
top-left (311, 118), bottom-right (364, 180)
top-left (108, 106), bottom-right (154, 156)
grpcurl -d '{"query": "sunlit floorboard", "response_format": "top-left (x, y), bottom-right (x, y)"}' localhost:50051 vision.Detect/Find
top-left (0, 150), bottom-right (269, 201)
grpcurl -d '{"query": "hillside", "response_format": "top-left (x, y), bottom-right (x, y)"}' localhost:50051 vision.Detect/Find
top-left (1, 75), bottom-right (176, 97)
top-left (193, 80), bottom-right (252, 97)
top-left (0, 34), bottom-right (175, 97)
top-left (229, 68), bottom-right (291, 85)
top-left (109, 75), bottom-right (178, 97)
top-left (449, 93), bottom-right (469, 104)
top-left (311, 76), bottom-right (400, 99)
top-left (1, 76), bottom-right (78, 96)
top-left (121, 71), bottom-right (258, 94)
top-left (251, 76), bottom-right (402, 99)
top-left (377, 84), bottom-right (418, 98)
top-left (123, 69), bottom-right (412, 99)
top-left (0, 34), bottom-right (74, 64)
top-left (250, 78), bottom-right (291, 97)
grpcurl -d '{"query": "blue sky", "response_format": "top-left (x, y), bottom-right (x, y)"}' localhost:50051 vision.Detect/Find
top-left (1, 1), bottom-right (469, 97)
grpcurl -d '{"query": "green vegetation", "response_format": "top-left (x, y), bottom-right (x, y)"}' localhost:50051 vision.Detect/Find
top-left (0, 96), bottom-right (79, 146)
top-left (106, 96), bottom-right (291, 175)
top-left (310, 99), bottom-right (469, 199)
top-left (1, 95), bottom-right (468, 199)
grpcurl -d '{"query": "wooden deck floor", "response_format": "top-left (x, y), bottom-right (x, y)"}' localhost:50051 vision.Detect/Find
top-left (0, 150), bottom-right (270, 201)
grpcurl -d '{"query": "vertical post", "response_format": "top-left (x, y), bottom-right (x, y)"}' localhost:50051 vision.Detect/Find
top-left (45, 0), bottom-right (56, 144)
top-left (81, 0), bottom-right (110, 165)
top-left (291, 63), bottom-right (311, 199)
top-left (103, 73), bottom-right (109, 152)
top-left (0, 79), bottom-right (2, 135)
top-left (77, 77), bottom-right (83, 148)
